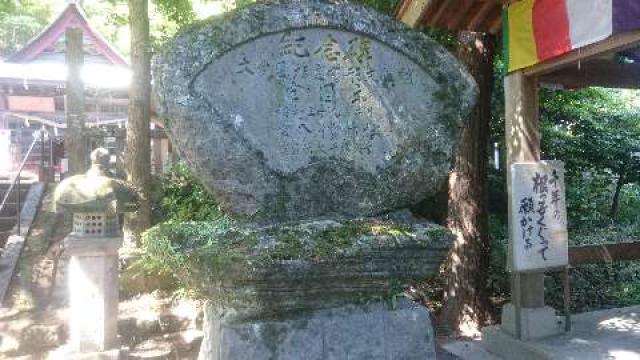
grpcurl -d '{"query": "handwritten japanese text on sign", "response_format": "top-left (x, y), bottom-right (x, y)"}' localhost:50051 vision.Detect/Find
top-left (511, 161), bottom-right (568, 272)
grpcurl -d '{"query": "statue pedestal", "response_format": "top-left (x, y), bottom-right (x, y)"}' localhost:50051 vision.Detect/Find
top-left (65, 235), bottom-right (121, 353)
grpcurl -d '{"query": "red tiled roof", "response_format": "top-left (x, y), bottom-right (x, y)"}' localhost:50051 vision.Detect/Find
top-left (8, 3), bottom-right (127, 66)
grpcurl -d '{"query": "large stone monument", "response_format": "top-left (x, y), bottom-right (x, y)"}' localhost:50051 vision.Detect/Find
top-left (152, 0), bottom-right (477, 359)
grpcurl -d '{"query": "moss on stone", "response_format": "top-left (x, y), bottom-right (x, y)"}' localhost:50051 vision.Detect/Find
top-left (140, 216), bottom-right (452, 316)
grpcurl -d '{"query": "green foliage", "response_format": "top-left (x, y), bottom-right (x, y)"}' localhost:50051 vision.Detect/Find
top-left (137, 219), bottom-right (239, 297)
top-left (545, 220), bottom-right (640, 312)
top-left (0, 0), bottom-right (52, 56)
top-left (487, 210), bottom-right (640, 312)
top-left (355, 0), bottom-right (399, 16)
top-left (152, 161), bottom-right (226, 223)
top-left (540, 89), bottom-right (640, 176)
top-left (153, 0), bottom-right (195, 27)
top-left (564, 173), bottom-right (613, 228)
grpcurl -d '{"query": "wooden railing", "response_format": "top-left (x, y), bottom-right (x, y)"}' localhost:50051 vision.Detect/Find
top-left (569, 242), bottom-right (640, 265)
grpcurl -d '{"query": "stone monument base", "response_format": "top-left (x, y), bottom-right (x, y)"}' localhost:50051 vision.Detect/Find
top-left (198, 298), bottom-right (436, 360)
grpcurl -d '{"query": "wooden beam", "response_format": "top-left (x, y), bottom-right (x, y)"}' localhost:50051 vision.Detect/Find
top-left (487, 8), bottom-right (503, 34)
top-left (467, 1), bottom-right (496, 30)
top-left (569, 242), bottom-right (640, 265)
top-left (447, 0), bottom-right (475, 30)
top-left (524, 30), bottom-right (640, 76)
top-left (540, 61), bottom-right (640, 89)
top-left (396, 0), bottom-right (433, 28)
top-left (429, 0), bottom-right (452, 28)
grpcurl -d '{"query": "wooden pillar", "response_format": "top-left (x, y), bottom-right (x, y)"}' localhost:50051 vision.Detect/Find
top-left (161, 138), bottom-right (169, 173)
top-left (505, 71), bottom-right (544, 309)
top-left (115, 133), bottom-right (126, 178)
top-left (65, 28), bottom-right (87, 175)
top-left (151, 138), bottom-right (162, 175)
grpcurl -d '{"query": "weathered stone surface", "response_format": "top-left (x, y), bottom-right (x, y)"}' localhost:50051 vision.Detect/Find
top-left (143, 211), bottom-right (451, 320)
top-left (198, 298), bottom-right (436, 360)
top-left (153, 0), bottom-right (477, 222)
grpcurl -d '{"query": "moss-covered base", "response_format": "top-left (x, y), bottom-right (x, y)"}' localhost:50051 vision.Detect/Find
top-left (142, 210), bottom-right (452, 320)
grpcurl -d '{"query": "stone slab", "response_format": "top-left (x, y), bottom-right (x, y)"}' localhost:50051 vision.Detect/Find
top-left (153, 0), bottom-right (477, 222)
top-left (481, 305), bottom-right (640, 360)
top-left (198, 298), bottom-right (436, 360)
top-left (442, 341), bottom-right (501, 360)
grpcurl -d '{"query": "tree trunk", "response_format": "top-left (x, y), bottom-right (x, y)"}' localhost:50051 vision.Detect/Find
top-left (610, 173), bottom-right (625, 218)
top-left (65, 28), bottom-right (87, 175)
top-left (439, 31), bottom-right (495, 337)
top-left (124, 0), bottom-right (151, 247)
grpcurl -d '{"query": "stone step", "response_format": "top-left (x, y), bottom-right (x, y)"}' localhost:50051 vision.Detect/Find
top-left (128, 329), bottom-right (203, 360)
top-left (118, 295), bottom-right (202, 347)
top-left (0, 207), bottom-right (18, 217)
top-left (0, 219), bottom-right (16, 230)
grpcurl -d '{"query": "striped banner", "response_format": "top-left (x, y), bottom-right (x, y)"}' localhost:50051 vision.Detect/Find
top-left (504, 0), bottom-right (640, 72)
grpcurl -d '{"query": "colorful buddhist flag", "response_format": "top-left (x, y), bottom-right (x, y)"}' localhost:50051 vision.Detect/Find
top-left (504, 0), bottom-right (640, 72)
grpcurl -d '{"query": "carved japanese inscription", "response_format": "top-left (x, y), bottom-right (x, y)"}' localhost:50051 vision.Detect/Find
top-left (194, 29), bottom-right (438, 175)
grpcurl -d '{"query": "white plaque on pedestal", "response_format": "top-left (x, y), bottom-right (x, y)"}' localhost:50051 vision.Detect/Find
top-left (510, 161), bottom-right (568, 272)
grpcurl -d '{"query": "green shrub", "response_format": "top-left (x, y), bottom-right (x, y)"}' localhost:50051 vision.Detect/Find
top-left (152, 161), bottom-right (226, 223)
top-left (136, 219), bottom-right (238, 297)
top-left (565, 173), bottom-right (615, 230)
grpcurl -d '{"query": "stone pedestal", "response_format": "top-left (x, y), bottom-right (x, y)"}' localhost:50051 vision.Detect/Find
top-left (499, 303), bottom-right (564, 340)
top-left (65, 235), bottom-right (121, 353)
top-left (144, 215), bottom-right (450, 360)
top-left (199, 298), bottom-right (435, 360)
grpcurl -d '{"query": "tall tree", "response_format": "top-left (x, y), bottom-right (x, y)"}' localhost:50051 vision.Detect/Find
top-left (440, 31), bottom-right (495, 336)
top-left (124, 0), bottom-right (151, 246)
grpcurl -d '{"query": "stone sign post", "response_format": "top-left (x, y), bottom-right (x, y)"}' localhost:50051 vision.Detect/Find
top-left (54, 148), bottom-right (137, 357)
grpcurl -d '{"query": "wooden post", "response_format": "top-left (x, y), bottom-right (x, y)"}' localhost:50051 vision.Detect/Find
top-left (502, 71), bottom-right (566, 340)
top-left (65, 28), bottom-right (87, 175)
top-left (505, 71), bottom-right (543, 308)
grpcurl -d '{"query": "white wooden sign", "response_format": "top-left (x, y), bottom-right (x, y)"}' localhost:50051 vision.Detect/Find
top-left (510, 161), bottom-right (568, 272)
